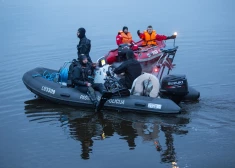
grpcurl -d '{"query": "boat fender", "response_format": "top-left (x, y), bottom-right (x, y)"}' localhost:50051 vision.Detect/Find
top-left (132, 73), bottom-right (160, 97)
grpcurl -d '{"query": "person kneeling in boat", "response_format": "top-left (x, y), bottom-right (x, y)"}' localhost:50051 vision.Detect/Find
top-left (116, 26), bottom-right (138, 51)
top-left (137, 25), bottom-right (176, 46)
top-left (72, 55), bottom-right (110, 107)
top-left (113, 50), bottom-right (142, 89)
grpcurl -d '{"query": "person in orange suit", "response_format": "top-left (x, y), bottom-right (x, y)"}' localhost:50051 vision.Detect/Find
top-left (137, 25), bottom-right (176, 46)
top-left (116, 26), bottom-right (138, 50)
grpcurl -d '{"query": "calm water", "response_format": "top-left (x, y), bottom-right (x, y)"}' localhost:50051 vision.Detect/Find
top-left (1, 0), bottom-right (235, 167)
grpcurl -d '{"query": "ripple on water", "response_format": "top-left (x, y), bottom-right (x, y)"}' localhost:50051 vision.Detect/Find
top-left (186, 96), bottom-right (235, 131)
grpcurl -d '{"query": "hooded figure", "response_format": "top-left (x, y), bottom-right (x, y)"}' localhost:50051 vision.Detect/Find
top-left (72, 54), bottom-right (110, 109)
top-left (78, 54), bottom-right (89, 66)
top-left (126, 49), bottom-right (134, 59)
top-left (113, 50), bottom-right (142, 89)
top-left (72, 55), bottom-right (93, 88)
top-left (77, 27), bottom-right (92, 63)
top-left (77, 27), bottom-right (86, 39)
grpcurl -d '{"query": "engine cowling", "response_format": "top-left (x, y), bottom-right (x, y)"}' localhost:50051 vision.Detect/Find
top-left (159, 74), bottom-right (188, 104)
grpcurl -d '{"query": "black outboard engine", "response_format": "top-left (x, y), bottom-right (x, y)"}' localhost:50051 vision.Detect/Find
top-left (117, 44), bottom-right (130, 62)
top-left (159, 74), bottom-right (188, 104)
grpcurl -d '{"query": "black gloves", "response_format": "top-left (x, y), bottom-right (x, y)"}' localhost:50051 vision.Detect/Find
top-left (166, 35), bottom-right (177, 40)
top-left (137, 30), bottom-right (140, 36)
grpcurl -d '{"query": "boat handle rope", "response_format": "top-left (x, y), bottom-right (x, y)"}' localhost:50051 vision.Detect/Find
top-left (32, 70), bottom-right (60, 81)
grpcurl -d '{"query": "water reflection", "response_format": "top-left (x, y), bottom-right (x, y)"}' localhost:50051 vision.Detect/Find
top-left (24, 98), bottom-right (190, 163)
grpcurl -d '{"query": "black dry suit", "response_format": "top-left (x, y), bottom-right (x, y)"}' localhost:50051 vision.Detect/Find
top-left (77, 27), bottom-right (92, 63)
top-left (114, 50), bottom-right (142, 89)
top-left (72, 55), bottom-right (106, 107)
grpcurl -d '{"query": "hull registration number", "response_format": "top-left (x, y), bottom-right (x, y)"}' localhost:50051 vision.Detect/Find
top-left (148, 103), bottom-right (162, 109)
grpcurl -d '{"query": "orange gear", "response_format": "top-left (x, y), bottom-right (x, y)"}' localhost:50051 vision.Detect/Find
top-left (142, 30), bottom-right (157, 46)
top-left (119, 31), bottom-right (133, 44)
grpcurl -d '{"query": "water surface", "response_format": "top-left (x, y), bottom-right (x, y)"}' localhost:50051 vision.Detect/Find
top-left (1, 0), bottom-right (235, 168)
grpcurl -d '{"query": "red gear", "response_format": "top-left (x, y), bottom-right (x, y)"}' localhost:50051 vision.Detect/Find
top-left (116, 34), bottom-right (123, 45)
top-left (131, 44), bottom-right (138, 51)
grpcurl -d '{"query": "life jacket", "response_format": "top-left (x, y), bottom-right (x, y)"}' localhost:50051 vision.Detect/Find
top-left (142, 30), bottom-right (157, 46)
top-left (119, 31), bottom-right (132, 44)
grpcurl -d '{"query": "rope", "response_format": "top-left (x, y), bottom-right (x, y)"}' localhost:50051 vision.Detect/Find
top-left (32, 61), bottom-right (71, 82)
top-left (32, 61), bottom-right (72, 83)
top-left (32, 70), bottom-right (60, 81)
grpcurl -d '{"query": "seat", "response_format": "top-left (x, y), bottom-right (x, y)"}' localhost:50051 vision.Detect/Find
top-left (130, 73), bottom-right (160, 97)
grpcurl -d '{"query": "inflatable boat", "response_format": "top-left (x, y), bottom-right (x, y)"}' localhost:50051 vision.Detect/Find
top-left (105, 40), bottom-right (166, 64)
top-left (22, 57), bottom-right (199, 114)
top-left (22, 40), bottom-right (200, 114)
top-left (22, 67), bottom-right (184, 114)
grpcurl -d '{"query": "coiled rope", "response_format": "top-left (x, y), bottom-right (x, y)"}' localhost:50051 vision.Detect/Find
top-left (32, 70), bottom-right (60, 81)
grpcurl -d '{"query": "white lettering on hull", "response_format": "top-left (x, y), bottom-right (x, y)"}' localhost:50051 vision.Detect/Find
top-left (147, 103), bottom-right (162, 109)
top-left (168, 81), bottom-right (184, 85)
top-left (108, 99), bottom-right (125, 105)
top-left (147, 49), bottom-right (159, 57)
top-left (79, 95), bottom-right (90, 101)
top-left (41, 86), bottom-right (55, 94)
top-left (79, 94), bottom-right (125, 105)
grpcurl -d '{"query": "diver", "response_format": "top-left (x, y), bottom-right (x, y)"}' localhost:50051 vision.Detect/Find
top-left (113, 50), bottom-right (142, 89)
top-left (71, 55), bottom-right (112, 111)
top-left (77, 27), bottom-right (92, 63)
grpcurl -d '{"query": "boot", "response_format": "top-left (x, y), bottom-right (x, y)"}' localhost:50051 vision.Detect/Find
top-left (96, 91), bottom-right (113, 112)
top-left (87, 87), bottom-right (98, 108)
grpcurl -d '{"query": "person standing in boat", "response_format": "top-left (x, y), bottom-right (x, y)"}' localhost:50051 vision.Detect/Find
top-left (72, 55), bottom-right (110, 108)
top-left (77, 27), bottom-right (92, 63)
top-left (113, 50), bottom-right (142, 89)
top-left (137, 25), bottom-right (176, 46)
top-left (116, 26), bottom-right (138, 50)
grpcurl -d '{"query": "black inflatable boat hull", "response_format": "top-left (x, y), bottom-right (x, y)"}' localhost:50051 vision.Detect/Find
top-left (22, 67), bottom-right (181, 114)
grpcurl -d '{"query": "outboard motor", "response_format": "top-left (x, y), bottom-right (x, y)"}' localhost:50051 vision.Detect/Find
top-left (117, 44), bottom-right (130, 62)
top-left (159, 74), bottom-right (188, 104)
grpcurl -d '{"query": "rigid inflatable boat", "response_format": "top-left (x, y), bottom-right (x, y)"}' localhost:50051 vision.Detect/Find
top-left (23, 67), bottom-right (183, 114)
top-left (22, 41), bottom-right (200, 114)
